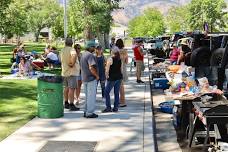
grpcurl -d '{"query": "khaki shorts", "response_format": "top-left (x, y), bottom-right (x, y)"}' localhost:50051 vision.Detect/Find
top-left (63, 76), bottom-right (78, 89)
top-left (136, 60), bottom-right (144, 72)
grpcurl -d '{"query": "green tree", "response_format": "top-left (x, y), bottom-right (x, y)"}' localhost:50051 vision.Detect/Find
top-left (189, 0), bottom-right (227, 32)
top-left (51, 6), bottom-right (64, 38)
top-left (128, 8), bottom-right (165, 37)
top-left (24, 0), bottom-right (62, 42)
top-left (68, 0), bottom-right (120, 48)
top-left (0, 0), bottom-right (27, 42)
top-left (166, 5), bottom-right (191, 33)
top-left (0, 0), bottom-right (12, 35)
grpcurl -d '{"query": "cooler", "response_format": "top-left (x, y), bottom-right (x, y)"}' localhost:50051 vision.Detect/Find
top-left (153, 78), bottom-right (169, 89)
top-left (33, 61), bottom-right (44, 69)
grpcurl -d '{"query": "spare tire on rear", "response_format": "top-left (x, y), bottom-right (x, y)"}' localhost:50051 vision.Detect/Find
top-left (190, 47), bottom-right (211, 67)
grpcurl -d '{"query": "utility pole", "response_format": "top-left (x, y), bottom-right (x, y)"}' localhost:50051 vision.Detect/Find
top-left (64, 0), bottom-right (67, 39)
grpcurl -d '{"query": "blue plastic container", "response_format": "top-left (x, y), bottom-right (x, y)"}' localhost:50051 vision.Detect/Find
top-left (153, 78), bottom-right (169, 89)
top-left (159, 101), bottom-right (174, 114)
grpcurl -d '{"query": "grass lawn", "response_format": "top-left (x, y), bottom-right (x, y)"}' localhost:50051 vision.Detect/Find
top-left (0, 79), bottom-right (37, 141)
top-left (0, 43), bottom-right (47, 74)
top-left (0, 43), bottom-right (61, 141)
top-left (0, 42), bottom-right (110, 141)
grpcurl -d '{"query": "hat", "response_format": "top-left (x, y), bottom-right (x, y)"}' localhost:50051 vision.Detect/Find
top-left (180, 39), bottom-right (188, 46)
top-left (96, 45), bottom-right (102, 50)
top-left (136, 38), bottom-right (143, 43)
top-left (85, 40), bottom-right (96, 49)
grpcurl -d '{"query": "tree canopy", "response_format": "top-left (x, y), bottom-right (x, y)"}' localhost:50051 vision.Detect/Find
top-left (189, 0), bottom-right (227, 32)
top-left (128, 8), bottom-right (165, 37)
top-left (166, 5), bottom-right (191, 33)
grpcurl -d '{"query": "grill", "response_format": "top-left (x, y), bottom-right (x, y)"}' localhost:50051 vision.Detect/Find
top-left (189, 100), bottom-right (228, 148)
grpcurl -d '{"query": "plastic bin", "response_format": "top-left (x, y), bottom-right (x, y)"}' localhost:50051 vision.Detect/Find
top-left (159, 101), bottom-right (174, 114)
top-left (37, 76), bottom-right (63, 118)
top-left (153, 78), bottom-right (169, 89)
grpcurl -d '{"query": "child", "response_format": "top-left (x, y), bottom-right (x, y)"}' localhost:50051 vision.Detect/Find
top-left (18, 57), bottom-right (32, 77)
top-left (95, 46), bottom-right (106, 101)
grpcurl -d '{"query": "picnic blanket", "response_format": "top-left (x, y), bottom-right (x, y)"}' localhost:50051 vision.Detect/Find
top-left (0, 72), bottom-right (55, 80)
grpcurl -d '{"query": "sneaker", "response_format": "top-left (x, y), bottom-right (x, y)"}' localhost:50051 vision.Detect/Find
top-left (102, 108), bottom-right (112, 113)
top-left (139, 80), bottom-right (144, 83)
top-left (64, 102), bottom-right (70, 109)
top-left (112, 108), bottom-right (118, 112)
top-left (86, 113), bottom-right (98, 118)
top-left (137, 80), bottom-right (144, 83)
top-left (119, 104), bottom-right (127, 107)
top-left (69, 104), bottom-right (80, 111)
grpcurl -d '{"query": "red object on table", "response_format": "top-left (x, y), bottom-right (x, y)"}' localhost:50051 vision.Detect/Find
top-left (33, 61), bottom-right (44, 69)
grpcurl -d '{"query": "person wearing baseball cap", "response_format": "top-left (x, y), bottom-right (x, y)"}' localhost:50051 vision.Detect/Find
top-left (80, 40), bottom-right (99, 118)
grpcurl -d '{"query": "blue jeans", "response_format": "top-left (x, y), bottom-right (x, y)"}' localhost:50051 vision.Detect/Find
top-left (84, 79), bottom-right (97, 115)
top-left (97, 80), bottom-right (105, 98)
top-left (105, 79), bottom-right (121, 110)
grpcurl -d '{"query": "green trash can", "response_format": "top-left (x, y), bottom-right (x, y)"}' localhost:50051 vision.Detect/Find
top-left (37, 76), bottom-right (63, 118)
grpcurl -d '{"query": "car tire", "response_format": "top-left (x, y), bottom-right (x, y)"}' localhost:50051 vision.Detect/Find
top-left (190, 47), bottom-right (211, 67)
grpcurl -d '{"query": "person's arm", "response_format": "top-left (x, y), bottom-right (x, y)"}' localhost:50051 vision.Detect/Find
top-left (89, 65), bottom-right (99, 80)
top-left (105, 58), bottom-right (113, 79)
top-left (18, 63), bottom-right (23, 76)
top-left (88, 55), bottom-right (99, 80)
top-left (177, 51), bottom-right (184, 65)
top-left (138, 47), bottom-right (144, 56)
top-left (69, 49), bottom-right (77, 67)
top-left (125, 50), bottom-right (128, 64)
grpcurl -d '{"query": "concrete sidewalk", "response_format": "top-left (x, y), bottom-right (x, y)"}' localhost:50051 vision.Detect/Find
top-left (0, 74), bottom-right (155, 152)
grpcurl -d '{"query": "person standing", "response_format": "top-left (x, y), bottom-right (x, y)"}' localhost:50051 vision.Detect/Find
top-left (116, 39), bottom-right (128, 107)
top-left (60, 38), bottom-right (80, 111)
top-left (169, 42), bottom-right (180, 65)
top-left (74, 44), bottom-right (82, 105)
top-left (177, 39), bottom-right (191, 65)
top-left (102, 48), bottom-right (123, 113)
top-left (95, 46), bottom-right (106, 101)
top-left (110, 37), bottom-right (116, 54)
top-left (133, 39), bottom-right (144, 83)
top-left (80, 41), bottom-right (99, 118)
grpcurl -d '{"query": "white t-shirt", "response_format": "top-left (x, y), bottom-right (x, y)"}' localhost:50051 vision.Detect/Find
top-left (47, 52), bottom-right (58, 61)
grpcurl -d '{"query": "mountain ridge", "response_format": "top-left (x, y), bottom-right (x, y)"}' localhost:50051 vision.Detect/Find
top-left (112, 0), bottom-right (228, 26)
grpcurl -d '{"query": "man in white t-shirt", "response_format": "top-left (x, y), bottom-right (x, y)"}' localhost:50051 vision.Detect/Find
top-left (46, 49), bottom-right (59, 69)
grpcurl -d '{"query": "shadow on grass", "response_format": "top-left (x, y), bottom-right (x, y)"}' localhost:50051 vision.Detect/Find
top-left (0, 81), bottom-right (37, 101)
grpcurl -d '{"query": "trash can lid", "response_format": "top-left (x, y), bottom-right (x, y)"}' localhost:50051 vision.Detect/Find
top-left (38, 76), bottom-right (62, 83)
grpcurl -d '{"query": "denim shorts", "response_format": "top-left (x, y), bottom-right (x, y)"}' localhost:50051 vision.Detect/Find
top-left (76, 75), bottom-right (82, 81)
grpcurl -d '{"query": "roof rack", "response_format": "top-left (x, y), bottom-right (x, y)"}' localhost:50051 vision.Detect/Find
top-left (208, 32), bottom-right (228, 36)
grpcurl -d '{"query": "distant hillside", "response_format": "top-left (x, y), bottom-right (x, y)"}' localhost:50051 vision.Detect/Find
top-left (112, 0), bottom-right (228, 26)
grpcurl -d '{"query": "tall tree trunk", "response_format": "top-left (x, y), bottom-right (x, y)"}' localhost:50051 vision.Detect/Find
top-left (104, 32), bottom-right (110, 49)
top-left (34, 30), bottom-right (40, 42)
top-left (97, 32), bottom-right (105, 49)
top-left (83, 2), bottom-right (94, 41)
top-left (16, 35), bottom-right (20, 45)
top-left (35, 28), bottom-right (41, 42)
top-left (84, 24), bottom-right (94, 41)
